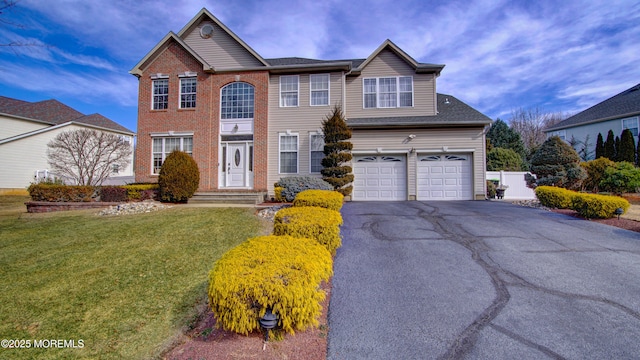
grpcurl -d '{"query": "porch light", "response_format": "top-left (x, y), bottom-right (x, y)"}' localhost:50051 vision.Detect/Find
top-left (233, 124), bottom-right (239, 132)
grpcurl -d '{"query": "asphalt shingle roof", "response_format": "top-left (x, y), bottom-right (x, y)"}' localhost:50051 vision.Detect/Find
top-left (265, 57), bottom-right (366, 67)
top-left (547, 83), bottom-right (640, 131)
top-left (0, 96), bottom-right (134, 133)
top-left (346, 94), bottom-right (492, 128)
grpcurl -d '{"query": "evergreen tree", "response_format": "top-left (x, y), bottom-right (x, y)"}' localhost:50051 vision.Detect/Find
top-left (595, 133), bottom-right (604, 159)
top-left (603, 130), bottom-right (616, 160)
top-left (619, 129), bottom-right (636, 163)
top-left (321, 105), bottom-right (354, 196)
top-left (614, 136), bottom-right (620, 161)
top-left (637, 135), bottom-right (640, 166)
top-left (529, 136), bottom-right (586, 190)
top-left (486, 119), bottom-right (526, 159)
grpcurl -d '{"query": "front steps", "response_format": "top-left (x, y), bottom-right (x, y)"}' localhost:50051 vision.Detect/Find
top-left (189, 191), bottom-right (268, 205)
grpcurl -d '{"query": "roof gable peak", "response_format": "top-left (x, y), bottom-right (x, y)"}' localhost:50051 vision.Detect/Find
top-left (352, 39), bottom-right (444, 75)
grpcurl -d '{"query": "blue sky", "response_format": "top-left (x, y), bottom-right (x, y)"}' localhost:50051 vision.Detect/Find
top-left (1, 0), bottom-right (639, 133)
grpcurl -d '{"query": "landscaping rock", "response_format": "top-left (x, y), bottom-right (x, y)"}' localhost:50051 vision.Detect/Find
top-left (257, 204), bottom-right (291, 220)
top-left (97, 200), bottom-right (172, 216)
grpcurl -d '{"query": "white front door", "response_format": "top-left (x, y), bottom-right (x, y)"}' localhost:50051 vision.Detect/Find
top-left (226, 143), bottom-right (246, 187)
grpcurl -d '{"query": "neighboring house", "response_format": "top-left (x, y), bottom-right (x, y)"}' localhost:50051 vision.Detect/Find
top-left (130, 8), bottom-right (492, 201)
top-left (0, 96), bottom-right (136, 192)
top-left (546, 83), bottom-right (640, 159)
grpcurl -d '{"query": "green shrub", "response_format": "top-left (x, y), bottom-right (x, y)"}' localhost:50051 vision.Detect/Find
top-left (534, 186), bottom-right (575, 209)
top-left (273, 206), bottom-right (343, 255)
top-left (100, 186), bottom-right (127, 202)
top-left (27, 184), bottom-right (95, 202)
top-left (571, 193), bottom-right (630, 219)
top-left (529, 136), bottom-right (586, 190)
top-left (581, 157), bottom-right (616, 193)
top-left (208, 235), bottom-right (332, 335)
top-left (600, 162), bottom-right (640, 194)
top-left (158, 151), bottom-right (200, 203)
top-left (486, 147), bottom-right (525, 171)
top-left (486, 180), bottom-right (497, 198)
top-left (275, 176), bottom-right (333, 202)
top-left (293, 190), bottom-right (344, 211)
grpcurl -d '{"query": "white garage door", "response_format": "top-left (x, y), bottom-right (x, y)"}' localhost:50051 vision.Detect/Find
top-left (353, 155), bottom-right (407, 201)
top-left (417, 154), bottom-right (472, 200)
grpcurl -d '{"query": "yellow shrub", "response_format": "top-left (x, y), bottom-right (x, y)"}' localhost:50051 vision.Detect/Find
top-left (123, 184), bottom-right (158, 200)
top-left (293, 189), bottom-right (344, 211)
top-left (535, 186), bottom-right (575, 209)
top-left (571, 193), bottom-right (630, 219)
top-left (273, 206), bottom-right (343, 255)
top-left (274, 186), bottom-right (285, 202)
top-left (208, 235), bottom-right (332, 335)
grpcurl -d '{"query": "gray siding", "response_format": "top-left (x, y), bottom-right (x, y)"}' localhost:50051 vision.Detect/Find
top-left (551, 118), bottom-right (636, 160)
top-left (350, 127), bottom-right (487, 199)
top-left (267, 72), bottom-right (344, 191)
top-left (183, 21), bottom-right (264, 69)
top-left (345, 49), bottom-right (436, 119)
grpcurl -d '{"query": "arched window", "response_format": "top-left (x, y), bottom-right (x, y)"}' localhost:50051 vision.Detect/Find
top-left (221, 82), bottom-right (254, 119)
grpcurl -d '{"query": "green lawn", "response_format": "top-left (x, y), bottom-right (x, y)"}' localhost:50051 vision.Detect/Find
top-left (0, 196), bottom-right (262, 359)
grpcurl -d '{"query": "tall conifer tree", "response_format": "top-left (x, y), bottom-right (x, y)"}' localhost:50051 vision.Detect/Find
top-left (619, 129), bottom-right (636, 163)
top-left (595, 132), bottom-right (604, 159)
top-left (604, 130), bottom-right (616, 160)
top-left (321, 105), bottom-right (354, 196)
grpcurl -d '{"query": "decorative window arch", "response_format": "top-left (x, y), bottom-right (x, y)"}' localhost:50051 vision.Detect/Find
top-left (220, 82), bottom-right (254, 119)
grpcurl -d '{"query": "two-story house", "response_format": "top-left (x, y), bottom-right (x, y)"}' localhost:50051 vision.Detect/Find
top-left (130, 8), bottom-right (491, 201)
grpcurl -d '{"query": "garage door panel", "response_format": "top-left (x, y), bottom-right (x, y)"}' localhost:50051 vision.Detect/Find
top-left (353, 155), bottom-right (406, 201)
top-left (417, 154), bottom-right (472, 201)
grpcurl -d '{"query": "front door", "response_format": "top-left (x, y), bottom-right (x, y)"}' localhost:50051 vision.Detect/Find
top-left (226, 143), bottom-right (246, 187)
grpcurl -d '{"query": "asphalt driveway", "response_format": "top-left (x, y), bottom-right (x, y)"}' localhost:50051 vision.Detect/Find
top-left (327, 201), bottom-right (640, 360)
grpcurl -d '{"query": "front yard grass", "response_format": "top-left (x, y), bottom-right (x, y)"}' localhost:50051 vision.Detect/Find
top-left (0, 196), bottom-right (261, 359)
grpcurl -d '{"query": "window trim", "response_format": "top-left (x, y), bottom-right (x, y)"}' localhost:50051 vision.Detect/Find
top-left (151, 135), bottom-right (194, 175)
top-left (309, 74), bottom-right (330, 106)
top-left (220, 82), bottom-right (255, 120)
top-left (309, 132), bottom-right (325, 173)
top-left (179, 77), bottom-right (197, 109)
top-left (279, 75), bottom-right (299, 107)
top-left (622, 116), bottom-right (639, 137)
top-left (151, 78), bottom-right (169, 110)
top-left (362, 76), bottom-right (414, 109)
top-left (278, 133), bottom-right (299, 174)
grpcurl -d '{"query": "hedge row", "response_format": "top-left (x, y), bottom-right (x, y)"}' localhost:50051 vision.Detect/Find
top-left (207, 189), bottom-right (343, 337)
top-left (27, 183), bottom-right (158, 203)
top-left (274, 176), bottom-right (333, 202)
top-left (535, 185), bottom-right (630, 219)
top-left (292, 189), bottom-right (344, 211)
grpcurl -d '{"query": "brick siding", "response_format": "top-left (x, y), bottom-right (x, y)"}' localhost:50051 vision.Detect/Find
top-left (134, 41), bottom-right (269, 191)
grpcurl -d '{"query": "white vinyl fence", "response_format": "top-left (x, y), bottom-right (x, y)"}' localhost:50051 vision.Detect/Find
top-left (486, 171), bottom-right (536, 200)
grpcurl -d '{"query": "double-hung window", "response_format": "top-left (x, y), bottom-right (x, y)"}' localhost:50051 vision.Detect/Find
top-left (152, 136), bottom-right (193, 174)
top-left (310, 74), bottom-right (329, 106)
top-left (622, 116), bottom-right (639, 137)
top-left (279, 134), bottom-right (298, 173)
top-left (310, 133), bottom-right (325, 173)
top-left (280, 75), bottom-right (299, 107)
top-left (152, 78), bottom-right (169, 110)
top-left (363, 76), bottom-right (413, 108)
top-left (180, 76), bottom-right (197, 109)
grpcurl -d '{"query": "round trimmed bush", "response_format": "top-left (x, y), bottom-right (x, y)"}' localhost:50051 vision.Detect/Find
top-left (293, 189), bottom-right (344, 211)
top-left (273, 206), bottom-right (343, 255)
top-left (158, 150), bottom-right (200, 203)
top-left (208, 235), bottom-right (332, 335)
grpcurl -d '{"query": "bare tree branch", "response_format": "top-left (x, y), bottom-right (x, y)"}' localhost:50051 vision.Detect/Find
top-left (47, 129), bottom-right (132, 186)
top-left (508, 107), bottom-right (568, 152)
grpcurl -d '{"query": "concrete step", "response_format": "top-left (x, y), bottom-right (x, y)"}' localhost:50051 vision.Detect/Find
top-left (189, 191), bottom-right (267, 205)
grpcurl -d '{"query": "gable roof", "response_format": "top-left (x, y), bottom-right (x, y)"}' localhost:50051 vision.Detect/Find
top-left (0, 96), bottom-right (134, 134)
top-left (349, 39), bottom-right (445, 76)
top-left (347, 94), bottom-right (491, 128)
top-left (130, 32), bottom-right (212, 76)
top-left (177, 8), bottom-right (269, 67)
top-left (547, 83), bottom-right (640, 131)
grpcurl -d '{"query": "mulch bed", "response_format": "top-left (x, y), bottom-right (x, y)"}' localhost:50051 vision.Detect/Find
top-left (551, 209), bottom-right (640, 233)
